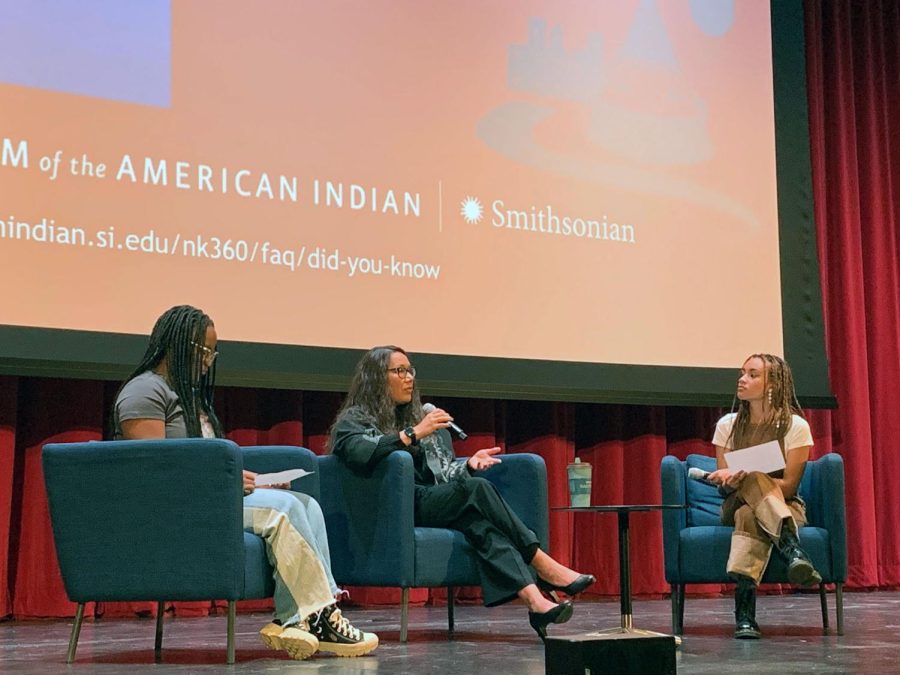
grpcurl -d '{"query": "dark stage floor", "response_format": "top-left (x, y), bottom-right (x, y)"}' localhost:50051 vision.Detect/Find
top-left (0, 591), bottom-right (893, 673)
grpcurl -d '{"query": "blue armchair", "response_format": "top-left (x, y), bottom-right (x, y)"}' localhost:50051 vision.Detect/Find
top-left (660, 453), bottom-right (847, 636)
top-left (317, 451), bottom-right (550, 641)
top-left (42, 439), bottom-right (319, 664)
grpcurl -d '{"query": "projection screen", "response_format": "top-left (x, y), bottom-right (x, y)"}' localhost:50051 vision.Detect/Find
top-left (0, 0), bottom-right (833, 405)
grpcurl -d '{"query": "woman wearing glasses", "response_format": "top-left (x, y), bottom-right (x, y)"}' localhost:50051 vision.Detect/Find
top-left (328, 345), bottom-right (594, 640)
top-left (112, 305), bottom-right (378, 660)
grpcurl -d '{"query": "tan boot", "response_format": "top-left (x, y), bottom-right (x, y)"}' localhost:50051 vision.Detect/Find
top-left (259, 621), bottom-right (319, 660)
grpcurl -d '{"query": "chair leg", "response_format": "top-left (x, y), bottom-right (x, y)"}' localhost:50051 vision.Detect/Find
top-left (836, 582), bottom-right (844, 636)
top-left (670, 585), bottom-right (679, 635)
top-left (819, 584), bottom-right (829, 635)
top-left (226, 600), bottom-right (236, 664)
top-left (447, 586), bottom-right (455, 636)
top-left (400, 588), bottom-right (409, 643)
top-left (66, 603), bottom-right (86, 664)
top-left (676, 584), bottom-right (685, 634)
top-left (154, 601), bottom-right (165, 662)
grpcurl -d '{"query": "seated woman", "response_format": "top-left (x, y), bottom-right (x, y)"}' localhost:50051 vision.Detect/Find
top-left (112, 305), bottom-right (377, 660)
top-left (328, 345), bottom-right (595, 640)
top-left (706, 353), bottom-right (821, 640)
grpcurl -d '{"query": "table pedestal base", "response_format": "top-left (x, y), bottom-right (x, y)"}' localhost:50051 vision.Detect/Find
top-left (592, 624), bottom-right (683, 646)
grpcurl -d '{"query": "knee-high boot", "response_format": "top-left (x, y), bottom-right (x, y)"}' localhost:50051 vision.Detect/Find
top-left (776, 528), bottom-right (822, 586)
top-left (733, 575), bottom-right (761, 639)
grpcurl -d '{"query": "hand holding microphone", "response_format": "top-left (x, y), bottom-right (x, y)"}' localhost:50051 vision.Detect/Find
top-left (687, 467), bottom-right (719, 486)
top-left (418, 403), bottom-right (494, 470)
top-left (422, 403), bottom-right (468, 440)
top-left (411, 404), bottom-right (452, 440)
top-left (688, 467), bottom-right (746, 489)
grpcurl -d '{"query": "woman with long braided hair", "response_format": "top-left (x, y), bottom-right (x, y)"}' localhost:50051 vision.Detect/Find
top-left (112, 305), bottom-right (378, 660)
top-left (112, 305), bottom-right (223, 440)
top-left (705, 353), bottom-right (821, 640)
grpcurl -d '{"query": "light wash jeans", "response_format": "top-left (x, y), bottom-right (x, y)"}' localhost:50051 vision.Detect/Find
top-left (243, 489), bottom-right (338, 626)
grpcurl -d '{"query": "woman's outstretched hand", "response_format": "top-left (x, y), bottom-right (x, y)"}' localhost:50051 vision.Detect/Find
top-left (467, 446), bottom-right (503, 471)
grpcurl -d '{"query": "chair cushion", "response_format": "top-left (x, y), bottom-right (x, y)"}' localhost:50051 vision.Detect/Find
top-left (243, 532), bottom-right (275, 599)
top-left (676, 526), bottom-right (735, 582)
top-left (413, 527), bottom-right (480, 587)
top-left (685, 455), bottom-right (724, 527)
top-left (677, 525), bottom-right (835, 583)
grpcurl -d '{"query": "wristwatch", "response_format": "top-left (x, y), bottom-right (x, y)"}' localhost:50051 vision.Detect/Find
top-left (403, 426), bottom-right (418, 446)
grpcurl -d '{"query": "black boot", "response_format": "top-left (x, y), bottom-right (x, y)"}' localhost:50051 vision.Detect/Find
top-left (733, 575), bottom-right (762, 639)
top-left (776, 528), bottom-right (822, 586)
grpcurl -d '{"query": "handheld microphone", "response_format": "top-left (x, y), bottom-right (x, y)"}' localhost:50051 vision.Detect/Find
top-left (423, 403), bottom-right (468, 440)
top-left (688, 467), bottom-right (717, 485)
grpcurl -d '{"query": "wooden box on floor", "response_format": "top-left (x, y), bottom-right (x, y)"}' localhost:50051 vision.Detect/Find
top-left (544, 632), bottom-right (677, 675)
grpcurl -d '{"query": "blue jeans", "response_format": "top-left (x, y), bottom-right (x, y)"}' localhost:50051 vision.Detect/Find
top-left (243, 489), bottom-right (337, 626)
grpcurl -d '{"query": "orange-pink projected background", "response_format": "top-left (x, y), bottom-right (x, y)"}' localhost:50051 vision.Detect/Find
top-left (0, 1), bottom-right (781, 368)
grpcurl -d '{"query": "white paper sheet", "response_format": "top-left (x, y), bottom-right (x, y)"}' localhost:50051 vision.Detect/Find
top-left (254, 468), bottom-right (314, 486)
top-left (723, 440), bottom-right (785, 474)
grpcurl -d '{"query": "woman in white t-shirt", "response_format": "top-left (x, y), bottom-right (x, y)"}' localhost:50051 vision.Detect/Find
top-left (705, 353), bottom-right (821, 640)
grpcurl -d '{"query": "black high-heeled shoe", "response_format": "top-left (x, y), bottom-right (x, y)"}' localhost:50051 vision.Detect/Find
top-left (537, 573), bottom-right (596, 596)
top-left (528, 600), bottom-right (574, 641)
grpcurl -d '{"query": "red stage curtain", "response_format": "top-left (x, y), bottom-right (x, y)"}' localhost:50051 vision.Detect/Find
top-left (805, 0), bottom-right (900, 588)
top-left (0, 0), bottom-right (898, 618)
top-left (0, 376), bottom-right (17, 618)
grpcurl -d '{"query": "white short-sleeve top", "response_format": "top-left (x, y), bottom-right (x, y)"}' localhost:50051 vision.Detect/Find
top-left (712, 413), bottom-right (814, 451)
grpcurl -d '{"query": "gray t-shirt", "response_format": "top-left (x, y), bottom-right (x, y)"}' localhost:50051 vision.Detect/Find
top-left (114, 371), bottom-right (188, 439)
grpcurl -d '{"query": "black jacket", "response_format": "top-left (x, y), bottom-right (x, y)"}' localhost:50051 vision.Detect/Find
top-left (330, 405), bottom-right (470, 485)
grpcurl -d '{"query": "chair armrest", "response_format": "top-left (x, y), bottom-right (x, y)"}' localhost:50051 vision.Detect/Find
top-left (317, 452), bottom-right (416, 587)
top-left (481, 453), bottom-right (550, 550)
top-left (661, 456), bottom-right (688, 581)
top-left (242, 445), bottom-right (321, 501)
top-left (805, 453), bottom-right (848, 581)
top-left (42, 439), bottom-right (246, 602)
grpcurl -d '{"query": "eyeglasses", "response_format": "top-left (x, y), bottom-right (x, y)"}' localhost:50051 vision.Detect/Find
top-left (192, 341), bottom-right (219, 363)
top-left (387, 365), bottom-right (416, 379)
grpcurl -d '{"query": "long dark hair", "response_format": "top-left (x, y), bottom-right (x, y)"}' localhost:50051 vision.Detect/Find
top-left (328, 345), bottom-right (423, 447)
top-left (726, 353), bottom-right (803, 450)
top-left (111, 305), bottom-right (223, 438)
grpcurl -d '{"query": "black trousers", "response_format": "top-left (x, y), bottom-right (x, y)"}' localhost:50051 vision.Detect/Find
top-left (414, 476), bottom-right (540, 607)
